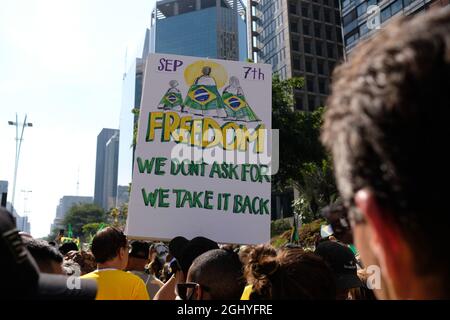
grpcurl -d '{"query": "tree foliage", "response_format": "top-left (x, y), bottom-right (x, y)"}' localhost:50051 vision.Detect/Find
top-left (62, 203), bottom-right (107, 240)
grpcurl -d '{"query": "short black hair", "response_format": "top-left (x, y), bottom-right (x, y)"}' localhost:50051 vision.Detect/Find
top-left (188, 249), bottom-right (245, 300)
top-left (24, 239), bottom-right (63, 272)
top-left (322, 8), bottom-right (450, 282)
top-left (91, 227), bottom-right (127, 263)
top-left (129, 241), bottom-right (150, 259)
top-left (59, 241), bottom-right (78, 255)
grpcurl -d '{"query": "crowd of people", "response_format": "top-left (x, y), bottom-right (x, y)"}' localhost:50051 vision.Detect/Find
top-left (1, 7), bottom-right (449, 300)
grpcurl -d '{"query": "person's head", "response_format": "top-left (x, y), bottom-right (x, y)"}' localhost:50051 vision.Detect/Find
top-left (58, 241), bottom-right (79, 256)
top-left (229, 76), bottom-right (240, 87)
top-left (244, 245), bottom-right (336, 300)
top-left (24, 238), bottom-right (64, 274)
top-left (169, 80), bottom-right (179, 88)
top-left (65, 250), bottom-right (96, 275)
top-left (126, 241), bottom-right (150, 271)
top-left (322, 8), bottom-right (450, 299)
top-left (179, 249), bottom-right (245, 300)
top-left (0, 207), bottom-right (97, 300)
top-left (179, 237), bottom-right (220, 277)
top-left (90, 227), bottom-right (128, 270)
top-left (315, 241), bottom-right (362, 300)
top-left (62, 260), bottom-right (81, 276)
top-left (202, 66), bottom-right (212, 76)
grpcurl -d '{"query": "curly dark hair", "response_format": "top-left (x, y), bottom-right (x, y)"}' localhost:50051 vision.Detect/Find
top-left (244, 245), bottom-right (336, 300)
top-left (321, 7), bottom-right (450, 278)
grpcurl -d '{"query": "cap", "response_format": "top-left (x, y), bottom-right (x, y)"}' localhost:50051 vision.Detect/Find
top-left (129, 241), bottom-right (150, 259)
top-left (315, 241), bottom-right (363, 290)
top-left (0, 207), bottom-right (97, 300)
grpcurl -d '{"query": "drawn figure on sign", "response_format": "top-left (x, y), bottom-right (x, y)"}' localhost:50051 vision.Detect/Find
top-left (222, 76), bottom-right (261, 122)
top-left (184, 66), bottom-right (227, 118)
top-left (158, 80), bottom-right (184, 112)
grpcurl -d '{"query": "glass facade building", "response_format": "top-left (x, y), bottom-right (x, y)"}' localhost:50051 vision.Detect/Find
top-left (247, 0), bottom-right (344, 111)
top-left (341, 0), bottom-right (449, 53)
top-left (117, 0), bottom-right (248, 196)
top-left (152, 0), bottom-right (247, 61)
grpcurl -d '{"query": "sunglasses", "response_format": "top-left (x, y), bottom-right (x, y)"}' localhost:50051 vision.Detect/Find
top-left (176, 282), bottom-right (210, 300)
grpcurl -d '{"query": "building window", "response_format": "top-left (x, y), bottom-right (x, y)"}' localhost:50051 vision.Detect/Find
top-left (292, 39), bottom-right (300, 51)
top-left (335, 10), bottom-right (341, 24)
top-left (323, 0), bottom-right (330, 7)
top-left (307, 77), bottom-right (315, 92)
top-left (329, 60), bottom-right (336, 74)
top-left (343, 8), bottom-right (357, 27)
top-left (345, 29), bottom-right (359, 46)
top-left (313, 5), bottom-right (321, 20)
top-left (304, 38), bottom-right (312, 54)
top-left (302, 3), bottom-right (309, 17)
top-left (291, 21), bottom-right (299, 33)
top-left (334, 0), bottom-right (340, 8)
top-left (308, 95), bottom-right (316, 110)
top-left (318, 78), bottom-right (327, 94)
top-left (314, 23), bottom-right (322, 38)
top-left (336, 27), bottom-right (343, 42)
top-left (324, 8), bottom-right (332, 23)
top-left (303, 20), bottom-right (311, 36)
top-left (337, 45), bottom-right (344, 59)
top-left (293, 56), bottom-right (302, 71)
top-left (317, 59), bottom-right (325, 75)
top-left (357, 2), bottom-right (368, 17)
top-left (289, 2), bottom-right (298, 14)
top-left (381, 6), bottom-right (391, 23)
top-left (295, 97), bottom-right (304, 110)
top-left (316, 41), bottom-right (323, 56)
top-left (305, 57), bottom-right (313, 73)
top-left (326, 25), bottom-right (333, 41)
top-left (391, 0), bottom-right (403, 16)
top-left (327, 43), bottom-right (335, 58)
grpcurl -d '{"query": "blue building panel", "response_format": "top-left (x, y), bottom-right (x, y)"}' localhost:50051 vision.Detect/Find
top-left (156, 7), bottom-right (218, 58)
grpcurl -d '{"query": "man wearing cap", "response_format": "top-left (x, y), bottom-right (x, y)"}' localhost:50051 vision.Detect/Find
top-left (126, 240), bottom-right (164, 298)
top-left (315, 241), bottom-right (363, 300)
top-left (0, 207), bottom-right (97, 300)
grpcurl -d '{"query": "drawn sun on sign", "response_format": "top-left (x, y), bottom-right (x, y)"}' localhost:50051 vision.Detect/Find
top-left (184, 60), bottom-right (228, 88)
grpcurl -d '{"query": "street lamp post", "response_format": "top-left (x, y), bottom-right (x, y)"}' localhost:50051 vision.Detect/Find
top-left (8, 113), bottom-right (33, 212)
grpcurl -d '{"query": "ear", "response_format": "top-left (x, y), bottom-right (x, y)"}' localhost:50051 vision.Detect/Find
top-left (354, 189), bottom-right (413, 298)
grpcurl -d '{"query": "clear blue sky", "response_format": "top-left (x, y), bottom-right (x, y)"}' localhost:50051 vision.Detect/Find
top-left (0, 0), bottom-right (155, 238)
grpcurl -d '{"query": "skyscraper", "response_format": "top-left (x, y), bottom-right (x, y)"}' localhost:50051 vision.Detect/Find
top-left (151, 0), bottom-right (247, 60)
top-left (247, 0), bottom-right (344, 111)
top-left (94, 128), bottom-right (119, 210)
top-left (118, 0), bottom-right (249, 191)
top-left (341, 0), bottom-right (449, 54)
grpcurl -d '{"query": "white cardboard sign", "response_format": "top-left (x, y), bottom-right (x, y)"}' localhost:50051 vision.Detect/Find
top-left (126, 53), bottom-right (272, 245)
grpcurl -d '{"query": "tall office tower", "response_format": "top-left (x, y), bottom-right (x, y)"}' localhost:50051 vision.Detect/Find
top-left (247, 0), bottom-right (345, 111)
top-left (94, 128), bottom-right (119, 210)
top-left (118, 0), bottom-right (249, 193)
top-left (341, 0), bottom-right (449, 54)
top-left (151, 0), bottom-right (247, 60)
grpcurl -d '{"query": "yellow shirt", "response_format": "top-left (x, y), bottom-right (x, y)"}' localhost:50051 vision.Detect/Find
top-left (81, 269), bottom-right (150, 300)
top-left (240, 284), bottom-right (253, 300)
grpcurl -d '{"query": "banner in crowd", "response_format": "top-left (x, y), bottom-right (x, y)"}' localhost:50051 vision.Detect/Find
top-left (126, 53), bottom-right (272, 244)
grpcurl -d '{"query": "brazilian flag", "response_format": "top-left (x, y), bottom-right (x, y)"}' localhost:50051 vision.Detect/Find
top-left (290, 214), bottom-right (300, 244)
top-left (184, 85), bottom-right (225, 112)
top-left (159, 92), bottom-right (183, 110)
top-left (222, 92), bottom-right (260, 122)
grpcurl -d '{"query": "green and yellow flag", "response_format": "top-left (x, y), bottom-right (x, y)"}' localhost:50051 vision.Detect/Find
top-left (184, 85), bottom-right (225, 111)
top-left (222, 92), bottom-right (260, 122)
